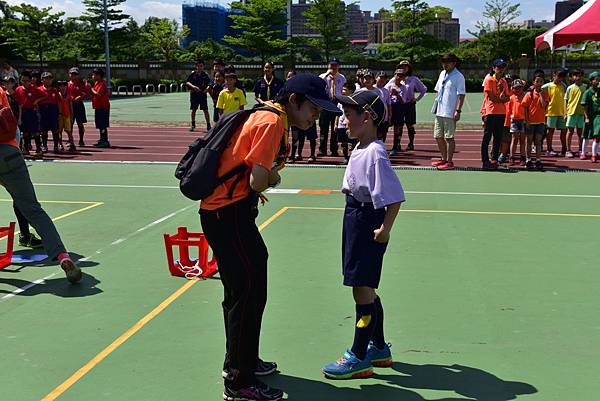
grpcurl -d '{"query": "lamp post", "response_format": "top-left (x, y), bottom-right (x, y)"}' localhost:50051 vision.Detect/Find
top-left (103, 0), bottom-right (112, 93)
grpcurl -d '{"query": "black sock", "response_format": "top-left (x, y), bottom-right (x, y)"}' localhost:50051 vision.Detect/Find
top-left (78, 126), bottom-right (84, 142)
top-left (372, 297), bottom-right (385, 349)
top-left (408, 127), bottom-right (416, 145)
top-left (351, 303), bottom-right (376, 360)
top-left (309, 139), bottom-right (317, 156)
top-left (393, 127), bottom-right (403, 150)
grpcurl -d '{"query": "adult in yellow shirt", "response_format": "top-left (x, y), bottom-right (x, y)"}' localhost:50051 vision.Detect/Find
top-left (216, 73), bottom-right (247, 116)
top-left (543, 69), bottom-right (567, 156)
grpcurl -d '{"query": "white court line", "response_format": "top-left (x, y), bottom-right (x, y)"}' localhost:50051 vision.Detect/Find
top-left (31, 182), bottom-right (600, 199)
top-left (0, 205), bottom-right (195, 302)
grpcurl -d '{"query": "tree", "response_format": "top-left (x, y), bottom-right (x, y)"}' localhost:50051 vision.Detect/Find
top-left (2, 4), bottom-right (64, 65)
top-left (469, 0), bottom-right (521, 48)
top-left (183, 39), bottom-right (236, 63)
top-left (140, 19), bottom-right (190, 62)
top-left (78, 0), bottom-right (130, 59)
top-left (456, 27), bottom-right (543, 62)
top-left (224, 0), bottom-right (288, 63)
top-left (378, 1), bottom-right (452, 62)
top-left (303, 0), bottom-right (349, 62)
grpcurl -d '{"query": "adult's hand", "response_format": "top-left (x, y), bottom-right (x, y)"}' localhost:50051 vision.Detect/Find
top-left (454, 110), bottom-right (461, 122)
top-left (373, 228), bottom-right (390, 243)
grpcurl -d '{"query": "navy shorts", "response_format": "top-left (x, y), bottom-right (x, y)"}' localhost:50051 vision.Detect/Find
top-left (20, 108), bottom-right (40, 134)
top-left (297, 124), bottom-right (317, 141)
top-left (72, 101), bottom-right (87, 124)
top-left (190, 93), bottom-right (208, 111)
top-left (528, 123), bottom-right (545, 138)
top-left (342, 195), bottom-right (388, 289)
top-left (94, 108), bottom-right (110, 129)
top-left (391, 102), bottom-right (416, 126)
top-left (39, 103), bottom-right (59, 132)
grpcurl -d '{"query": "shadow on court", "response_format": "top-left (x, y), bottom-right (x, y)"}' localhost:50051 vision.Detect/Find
top-left (2, 251), bottom-right (99, 270)
top-left (266, 362), bottom-right (536, 401)
top-left (0, 272), bottom-right (102, 298)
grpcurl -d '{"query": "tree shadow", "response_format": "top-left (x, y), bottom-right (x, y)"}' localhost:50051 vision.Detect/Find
top-left (263, 362), bottom-right (536, 401)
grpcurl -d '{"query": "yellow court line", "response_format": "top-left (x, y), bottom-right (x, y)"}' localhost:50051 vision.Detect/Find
top-left (0, 199), bottom-right (103, 205)
top-left (286, 206), bottom-right (600, 218)
top-left (1, 202), bottom-right (104, 242)
top-left (41, 207), bottom-right (290, 401)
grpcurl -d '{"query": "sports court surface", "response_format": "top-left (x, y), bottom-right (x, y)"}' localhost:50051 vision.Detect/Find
top-left (1, 162), bottom-right (599, 401)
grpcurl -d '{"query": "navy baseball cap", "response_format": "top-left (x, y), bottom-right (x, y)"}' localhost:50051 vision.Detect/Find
top-left (328, 58), bottom-right (340, 65)
top-left (282, 74), bottom-right (341, 114)
top-left (336, 89), bottom-right (387, 127)
top-left (493, 58), bottom-right (508, 67)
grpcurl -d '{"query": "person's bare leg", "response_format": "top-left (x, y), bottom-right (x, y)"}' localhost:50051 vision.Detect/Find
top-left (446, 138), bottom-right (455, 162)
top-left (436, 137), bottom-right (448, 161)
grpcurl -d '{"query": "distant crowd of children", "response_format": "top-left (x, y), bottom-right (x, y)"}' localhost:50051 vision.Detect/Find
top-left (481, 59), bottom-right (600, 170)
top-left (0, 66), bottom-right (111, 158)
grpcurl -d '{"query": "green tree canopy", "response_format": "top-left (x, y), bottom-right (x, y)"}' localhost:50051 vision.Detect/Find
top-left (303, 0), bottom-right (348, 62)
top-left (1, 3), bottom-right (64, 65)
top-left (140, 18), bottom-right (190, 62)
top-left (224, 0), bottom-right (288, 63)
top-left (377, 1), bottom-right (453, 62)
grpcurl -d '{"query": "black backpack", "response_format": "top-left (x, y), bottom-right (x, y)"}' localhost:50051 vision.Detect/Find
top-left (175, 106), bottom-right (280, 201)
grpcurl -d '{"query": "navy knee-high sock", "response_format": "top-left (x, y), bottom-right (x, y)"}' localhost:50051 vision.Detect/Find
top-left (351, 303), bottom-right (376, 360)
top-left (372, 297), bottom-right (385, 349)
top-left (408, 126), bottom-right (416, 146)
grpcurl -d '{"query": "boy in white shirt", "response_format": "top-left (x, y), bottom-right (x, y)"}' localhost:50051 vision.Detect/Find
top-left (321, 89), bottom-right (406, 380)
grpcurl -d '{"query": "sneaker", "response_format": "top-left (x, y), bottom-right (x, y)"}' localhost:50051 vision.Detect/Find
top-left (526, 159), bottom-right (535, 170)
top-left (41, 145), bottom-right (48, 153)
top-left (406, 143), bottom-right (414, 151)
top-left (498, 154), bottom-right (508, 163)
top-left (566, 151), bottom-right (574, 158)
top-left (223, 381), bottom-right (283, 401)
top-left (34, 150), bottom-right (43, 158)
top-left (93, 140), bottom-right (111, 148)
top-left (548, 150), bottom-right (558, 157)
top-left (18, 233), bottom-right (44, 249)
top-left (366, 342), bottom-right (393, 367)
top-left (592, 155), bottom-right (598, 163)
top-left (307, 156), bottom-right (316, 163)
top-left (59, 253), bottom-right (82, 284)
top-left (78, 140), bottom-right (85, 147)
top-left (222, 359), bottom-right (278, 379)
top-left (68, 143), bottom-right (77, 152)
top-left (53, 145), bottom-right (60, 154)
top-left (580, 153), bottom-right (587, 160)
top-left (189, 125), bottom-right (195, 132)
top-left (316, 151), bottom-right (326, 157)
top-left (294, 155), bottom-right (303, 161)
top-left (286, 156), bottom-right (295, 164)
top-left (321, 349), bottom-right (373, 380)
top-left (21, 148), bottom-right (30, 156)
top-left (482, 161), bottom-right (497, 170)
top-left (431, 159), bottom-right (446, 167)
top-left (389, 150), bottom-right (397, 157)
top-left (519, 156), bottom-right (527, 167)
top-left (437, 161), bottom-right (455, 170)
top-left (343, 157), bottom-right (350, 165)
top-left (535, 160), bottom-right (544, 170)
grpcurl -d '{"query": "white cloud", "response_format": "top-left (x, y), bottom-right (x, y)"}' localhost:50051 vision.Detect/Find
top-left (5, 0), bottom-right (182, 24)
top-left (122, 1), bottom-right (182, 24)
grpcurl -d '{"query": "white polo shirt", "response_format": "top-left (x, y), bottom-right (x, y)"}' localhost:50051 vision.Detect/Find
top-left (434, 68), bottom-right (466, 119)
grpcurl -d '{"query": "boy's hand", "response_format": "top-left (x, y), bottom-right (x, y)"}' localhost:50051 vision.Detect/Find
top-left (373, 228), bottom-right (390, 243)
top-left (258, 193), bottom-right (269, 205)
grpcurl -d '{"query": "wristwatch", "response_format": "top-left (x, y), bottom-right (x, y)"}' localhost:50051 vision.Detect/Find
top-left (456, 109), bottom-right (462, 113)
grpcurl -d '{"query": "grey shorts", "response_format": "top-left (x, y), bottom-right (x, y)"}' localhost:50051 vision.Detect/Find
top-left (433, 116), bottom-right (456, 139)
top-left (510, 120), bottom-right (525, 134)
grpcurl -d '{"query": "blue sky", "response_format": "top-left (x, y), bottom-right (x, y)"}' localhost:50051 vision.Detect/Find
top-left (5, 0), bottom-right (554, 38)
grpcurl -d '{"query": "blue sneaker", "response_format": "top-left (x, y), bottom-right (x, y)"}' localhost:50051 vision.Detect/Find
top-left (321, 349), bottom-right (373, 379)
top-left (366, 342), bottom-right (393, 367)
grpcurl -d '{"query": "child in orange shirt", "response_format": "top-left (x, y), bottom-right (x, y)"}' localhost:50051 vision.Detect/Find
top-left (522, 73), bottom-right (550, 170)
top-left (508, 79), bottom-right (527, 165)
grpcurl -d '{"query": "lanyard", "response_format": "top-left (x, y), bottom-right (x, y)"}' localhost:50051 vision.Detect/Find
top-left (264, 76), bottom-right (273, 99)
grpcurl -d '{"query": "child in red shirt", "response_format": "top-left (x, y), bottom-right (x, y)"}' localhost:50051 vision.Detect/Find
top-left (39, 72), bottom-right (63, 153)
top-left (508, 79), bottom-right (527, 165)
top-left (90, 68), bottom-right (111, 148)
top-left (14, 69), bottom-right (46, 157)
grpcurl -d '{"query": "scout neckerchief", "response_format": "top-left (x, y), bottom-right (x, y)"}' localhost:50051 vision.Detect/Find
top-left (263, 75), bottom-right (274, 99)
top-left (330, 74), bottom-right (337, 99)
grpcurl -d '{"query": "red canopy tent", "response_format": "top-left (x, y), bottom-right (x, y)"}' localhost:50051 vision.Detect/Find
top-left (535, 0), bottom-right (600, 51)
